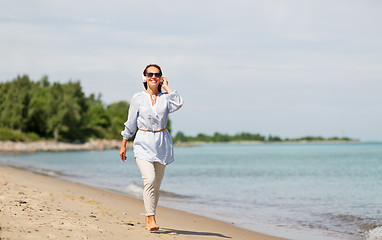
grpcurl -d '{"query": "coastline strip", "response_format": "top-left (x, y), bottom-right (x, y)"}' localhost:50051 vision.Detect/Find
top-left (0, 140), bottom-right (131, 153)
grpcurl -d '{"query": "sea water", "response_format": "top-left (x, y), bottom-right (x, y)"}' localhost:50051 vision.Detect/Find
top-left (0, 142), bottom-right (381, 240)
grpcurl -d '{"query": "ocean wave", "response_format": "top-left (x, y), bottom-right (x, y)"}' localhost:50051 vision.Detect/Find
top-left (160, 189), bottom-right (192, 199)
top-left (32, 168), bottom-right (73, 177)
top-left (122, 183), bottom-right (192, 199)
top-left (329, 214), bottom-right (379, 229)
top-left (366, 226), bottom-right (382, 240)
top-left (5, 164), bottom-right (74, 178)
top-left (123, 183), bottom-right (143, 198)
top-left (322, 213), bottom-right (382, 238)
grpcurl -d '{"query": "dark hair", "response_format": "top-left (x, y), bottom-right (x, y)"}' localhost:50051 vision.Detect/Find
top-left (143, 64), bottom-right (162, 92)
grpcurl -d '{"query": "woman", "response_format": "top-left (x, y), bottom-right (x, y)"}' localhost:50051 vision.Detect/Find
top-left (119, 64), bottom-right (183, 232)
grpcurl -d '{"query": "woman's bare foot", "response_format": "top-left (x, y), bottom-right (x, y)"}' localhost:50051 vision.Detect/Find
top-left (145, 215), bottom-right (159, 232)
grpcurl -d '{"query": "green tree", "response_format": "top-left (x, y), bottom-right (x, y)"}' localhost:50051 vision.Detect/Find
top-left (212, 132), bottom-right (230, 142)
top-left (82, 94), bottom-right (110, 139)
top-left (27, 76), bottom-right (51, 137)
top-left (45, 81), bottom-right (87, 141)
top-left (233, 132), bottom-right (266, 141)
top-left (105, 100), bottom-right (129, 139)
top-left (0, 75), bottom-right (33, 130)
top-left (174, 131), bottom-right (188, 142)
top-left (267, 135), bottom-right (282, 142)
top-left (61, 81), bottom-right (88, 140)
top-left (195, 133), bottom-right (210, 142)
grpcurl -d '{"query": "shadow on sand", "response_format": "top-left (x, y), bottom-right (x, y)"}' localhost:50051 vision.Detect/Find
top-left (154, 228), bottom-right (232, 238)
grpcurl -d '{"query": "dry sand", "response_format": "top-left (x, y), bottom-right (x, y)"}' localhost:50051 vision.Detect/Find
top-left (0, 165), bottom-right (288, 240)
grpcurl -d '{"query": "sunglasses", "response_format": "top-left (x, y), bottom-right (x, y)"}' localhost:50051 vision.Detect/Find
top-left (146, 72), bottom-right (162, 78)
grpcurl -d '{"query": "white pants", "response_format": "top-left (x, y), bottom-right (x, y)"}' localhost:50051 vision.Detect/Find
top-left (135, 158), bottom-right (166, 216)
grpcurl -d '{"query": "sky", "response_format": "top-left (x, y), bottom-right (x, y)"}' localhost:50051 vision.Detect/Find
top-left (1, 0), bottom-right (381, 141)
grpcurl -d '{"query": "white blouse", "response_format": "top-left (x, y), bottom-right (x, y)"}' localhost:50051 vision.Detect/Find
top-left (121, 90), bottom-right (183, 165)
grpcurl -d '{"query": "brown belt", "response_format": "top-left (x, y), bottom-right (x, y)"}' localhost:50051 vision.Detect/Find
top-left (138, 128), bottom-right (166, 133)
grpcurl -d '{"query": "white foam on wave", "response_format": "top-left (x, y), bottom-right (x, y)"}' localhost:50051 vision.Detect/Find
top-left (123, 183), bottom-right (143, 198)
top-left (366, 226), bottom-right (382, 240)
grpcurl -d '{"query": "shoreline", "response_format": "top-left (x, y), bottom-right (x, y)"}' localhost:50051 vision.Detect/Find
top-left (0, 165), bottom-right (288, 240)
top-left (0, 139), bottom-right (362, 153)
top-left (0, 139), bottom-right (132, 153)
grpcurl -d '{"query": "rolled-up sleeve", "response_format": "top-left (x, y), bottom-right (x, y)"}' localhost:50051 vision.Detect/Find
top-left (121, 95), bottom-right (139, 139)
top-left (167, 90), bottom-right (184, 113)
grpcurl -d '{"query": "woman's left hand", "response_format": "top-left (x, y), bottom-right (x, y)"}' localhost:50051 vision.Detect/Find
top-left (161, 76), bottom-right (168, 87)
top-left (160, 76), bottom-right (173, 94)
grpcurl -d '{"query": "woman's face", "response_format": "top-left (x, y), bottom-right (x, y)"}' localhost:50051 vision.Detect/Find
top-left (145, 66), bottom-right (161, 88)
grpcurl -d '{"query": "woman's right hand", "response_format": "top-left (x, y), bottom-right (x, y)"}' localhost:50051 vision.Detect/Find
top-left (120, 139), bottom-right (128, 162)
top-left (120, 146), bottom-right (127, 161)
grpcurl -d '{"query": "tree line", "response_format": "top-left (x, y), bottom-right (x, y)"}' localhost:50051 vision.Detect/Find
top-left (0, 75), bottom-right (136, 142)
top-left (172, 131), bottom-right (354, 143)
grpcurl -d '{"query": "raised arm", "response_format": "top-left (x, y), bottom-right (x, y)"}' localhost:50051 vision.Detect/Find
top-left (160, 76), bottom-right (183, 113)
top-left (160, 76), bottom-right (173, 94)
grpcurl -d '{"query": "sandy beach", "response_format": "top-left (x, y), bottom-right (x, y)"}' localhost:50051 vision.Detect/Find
top-left (0, 165), bottom-right (287, 240)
